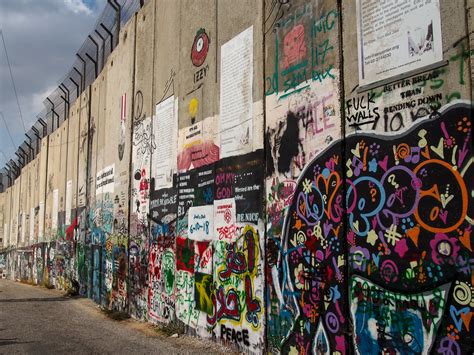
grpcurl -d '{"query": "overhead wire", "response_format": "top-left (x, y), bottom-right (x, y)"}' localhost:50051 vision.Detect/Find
top-left (0, 111), bottom-right (18, 152)
top-left (0, 0), bottom-right (147, 182)
top-left (0, 150), bottom-right (8, 163)
top-left (0, 30), bottom-right (27, 133)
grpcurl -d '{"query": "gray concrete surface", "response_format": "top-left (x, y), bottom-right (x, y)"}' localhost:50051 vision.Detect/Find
top-left (0, 279), bottom-right (228, 354)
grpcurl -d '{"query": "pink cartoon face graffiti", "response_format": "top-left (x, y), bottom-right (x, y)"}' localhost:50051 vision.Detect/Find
top-left (283, 24), bottom-right (307, 69)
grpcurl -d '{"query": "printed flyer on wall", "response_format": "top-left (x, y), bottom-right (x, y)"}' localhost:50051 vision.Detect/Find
top-left (357, 0), bottom-right (443, 86)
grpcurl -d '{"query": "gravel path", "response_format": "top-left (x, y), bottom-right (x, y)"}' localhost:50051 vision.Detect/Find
top-left (0, 279), bottom-right (232, 354)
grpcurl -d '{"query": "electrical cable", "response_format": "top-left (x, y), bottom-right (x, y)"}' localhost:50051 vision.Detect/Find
top-left (1, 30), bottom-right (27, 133)
top-left (0, 111), bottom-right (19, 152)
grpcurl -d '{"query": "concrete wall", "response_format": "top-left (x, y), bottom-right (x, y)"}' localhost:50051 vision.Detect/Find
top-left (37, 137), bottom-right (49, 244)
top-left (264, 0), bottom-right (344, 351)
top-left (129, 0), bottom-right (155, 320)
top-left (3, 187), bottom-right (11, 248)
top-left (0, 1), bottom-right (472, 353)
top-left (0, 192), bottom-right (4, 248)
top-left (265, 1), bottom-right (473, 354)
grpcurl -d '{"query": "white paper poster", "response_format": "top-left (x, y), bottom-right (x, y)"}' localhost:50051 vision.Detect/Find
top-left (357, 0), bottom-right (442, 86)
top-left (3, 223), bottom-right (8, 245)
top-left (188, 205), bottom-right (214, 241)
top-left (96, 164), bottom-right (115, 195)
top-left (30, 207), bottom-right (35, 242)
top-left (39, 201), bottom-right (44, 241)
top-left (214, 198), bottom-right (237, 242)
top-left (220, 26), bottom-right (253, 158)
top-left (52, 189), bottom-right (59, 230)
top-left (65, 180), bottom-right (72, 225)
top-left (153, 96), bottom-right (177, 189)
top-left (21, 213), bottom-right (26, 243)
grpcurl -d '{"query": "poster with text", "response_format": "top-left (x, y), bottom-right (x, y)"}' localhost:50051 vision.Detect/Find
top-left (21, 213), bottom-right (26, 243)
top-left (214, 198), bottom-right (237, 242)
top-left (219, 26), bottom-right (253, 158)
top-left (96, 164), bottom-right (115, 196)
top-left (52, 189), bottom-right (59, 230)
top-left (3, 223), bottom-right (7, 246)
top-left (39, 201), bottom-right (44, 240)
top-left (187, 205), bottom-right (213, 241)
top-left (65, 180), bottom-right (72, 225)
top-left (357, 0), bottom-right (442, 86)
top-left (153, 96), bottom-right (177, 189)
top-left (30, 207), bottom-right (35, 242)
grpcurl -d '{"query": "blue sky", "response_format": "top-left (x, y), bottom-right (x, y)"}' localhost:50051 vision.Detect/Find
top-left (0, 0), bottom-right (105, 166)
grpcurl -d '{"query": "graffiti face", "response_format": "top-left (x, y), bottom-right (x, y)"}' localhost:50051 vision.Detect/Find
top-left (129, 244), bottom-right (139, 268)
top-left (283, 24), bottom-right (307, 69)
top-left (279, 103), bottom-right (473, 354)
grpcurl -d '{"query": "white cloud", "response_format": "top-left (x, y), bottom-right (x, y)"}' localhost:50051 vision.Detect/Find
top-left (0, 0), bottom-right (101, 160)
top-left (63, 0), bottom-right (93, 15)
top-left (29, 85), bottom-right (58, 121)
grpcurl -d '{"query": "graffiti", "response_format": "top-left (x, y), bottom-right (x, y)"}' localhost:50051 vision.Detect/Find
top-left (212, 225), bottom-right (264, 349)
top-left (351, 276), bottom-right (449, 354)
top-left (158, 69), bottom-right (176, 104)
top-left (0, 254), bottom-right (6, 271)
top-left (195, 271), bottom-right (213, 315)
top-left (194, 64), bottom-right (209, 84)
top-left (132, 118), bottom-right (156, 156)
top-left (264, 0), bottom-right (293, 34)
top-left (175, 270), bottom-right (199, 327)
top-left (177, 140), bottom-right (219, 171)
top-left (129, 237), bottom-right (148, 319)
top-left (283, 23), bottom-right (307, 69)
top-left (265, 7), bottom-right (338, 98)
top-left (118, 93), bottom-right (127, 161)
top-left (127, 115), bottom-right (153, 318)
top-left (108, 236), bottom-right (127, 311)
top-left (278, 103), bottom-right (473, 354)
top-left (2, 5), bottom-right (473, 355)
top-left (176, 237), bottom-right (194, 272)
top-left (191, 28), bottom-right (210, 67)
top-left (148, 236), bottom-right (175, 324)
top-left (346, 92), bottom-right (380, 129)
top-left (134, 90), bottom-right (144, 120)
top-left (266, 83), bottom-right (339, 179)
top-left (345, 41), bottom-right (474, 134)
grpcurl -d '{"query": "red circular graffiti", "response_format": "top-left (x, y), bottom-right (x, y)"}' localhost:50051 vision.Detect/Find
top-left (224, 208), bottom-right (232, 224)
top-left (191, 28), bottom-right (210, 67)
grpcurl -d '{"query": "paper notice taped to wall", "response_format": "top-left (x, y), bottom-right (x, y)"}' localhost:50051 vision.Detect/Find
top-left (52, 189), bottom-right (59, 231)
top-left (357, 0), bottom-right (442, 86)
top-left (214, 198), bottom-right (237, 242)
top-left (188, 205), bottom-right (213, 241)
top-left (30, 207), bottom-right (35, 242)
top-left (39, 201), bottom-right (44, 241)
top-left (220, 26), bottom-right (253, 158)
top-left (21, 212), bottom-right (26, 243)
top-left (65, 180), bottom-right (72, 225)
top-left (3, 223), bottom-right (8, 246)
top-left (153, 95), bottom-right (177, 190)
top-left (96, 164), bottom-right (115, 196)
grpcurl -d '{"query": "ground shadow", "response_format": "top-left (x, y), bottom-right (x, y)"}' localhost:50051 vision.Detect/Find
top-left (0, 338), bottom-right (34, 347)
top-left (0, 297), bottom-right (74, 303)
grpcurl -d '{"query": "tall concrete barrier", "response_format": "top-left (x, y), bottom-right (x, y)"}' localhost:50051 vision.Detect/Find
top-left (0, 1), bottom-right (472, 353)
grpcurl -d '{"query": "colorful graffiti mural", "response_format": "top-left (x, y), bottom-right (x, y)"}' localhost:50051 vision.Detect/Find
top-left (277, 102), bottom-right (473, 354)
